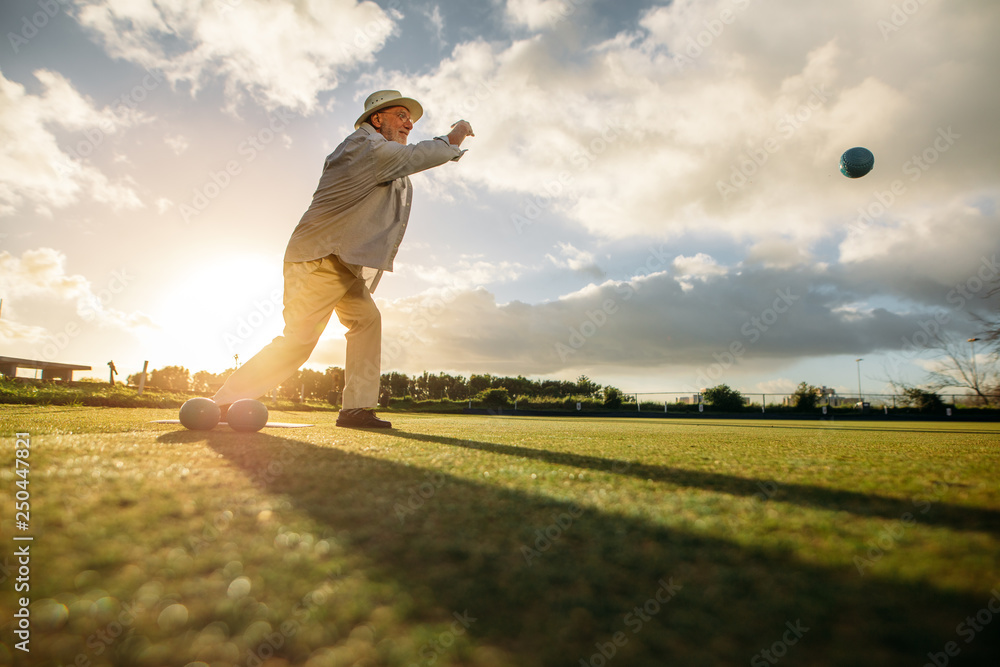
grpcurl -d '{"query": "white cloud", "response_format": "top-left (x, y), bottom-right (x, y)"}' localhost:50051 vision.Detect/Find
top-left (0, 248), bottom-right (91, 301)
top-left (423, 4), bottom-right (445, 45)
top-left (155, 197), bottom-right (174, 214)
top-left (401, 0), bottom-right (999, 257)
top-left (746, 239), bottom-right (814, 270)
top-left (837, 200), bottom-right (1000, 306)
top-left (371, 258), bottom-right (967, 382)
top-left (5, 0), bottom-right (997, 391)
top-left (546, 242), bottom-right (603, 277)
top-left (0, 319), bottom-right (49, 345)
top-left (672, 253), bottom-right (726, 279)
top-left (505, 0), bottom-right (575, 31)
top-left (72, 0), bottom-right (400, 113)
top-left (0, 69), bottom-right (145, 216)
top-left (671, 253), bottom-right (726, 291)
top-left (164, 133), bottom-right (189, 155)
top-left (0, 248), bottom-right (156, 333)
top-left (398, 257), bottom-right (525, 290)
top-left (751, 378), bottom-right (800, 396)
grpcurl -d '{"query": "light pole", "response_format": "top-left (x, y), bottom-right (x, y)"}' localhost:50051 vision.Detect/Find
top-left (968, 338), bottom-right (980, 398)
top-left (855, 358), bottom-right (863, 407)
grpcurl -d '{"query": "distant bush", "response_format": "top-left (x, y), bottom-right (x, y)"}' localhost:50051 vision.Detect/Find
top-left (902, 387), bottom-right (945, 413)
top-left (387, 397), bottom-right (466, 413)
top-left (509, 395), bottom-right (605, 411)
top-left (475, 387), bottom-right (511, 408)
top-left (703, 384), bottom-right (745, 412)
top-left (792, 382), bottom-right (819, 410)
top-left (0, 378), bottom-right (188, 408)
top-left (603, 386), bottom-right (624, 410)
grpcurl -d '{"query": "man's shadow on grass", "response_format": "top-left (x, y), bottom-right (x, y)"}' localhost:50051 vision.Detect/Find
top-left (382, 430), bottom-right (1000, 535)
top-left (192, 430), bottom-right (1000, 667)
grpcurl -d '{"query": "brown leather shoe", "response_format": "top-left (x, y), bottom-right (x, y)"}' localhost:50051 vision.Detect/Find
top-left (337, 409), bottom-right (392, 428)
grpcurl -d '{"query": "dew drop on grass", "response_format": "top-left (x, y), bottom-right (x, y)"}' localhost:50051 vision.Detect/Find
top-left (242, 620), bottom-right (273, 646)
top-left (90, 596), bottom-right (119, 624)
top-left (227, 576), bottom-right (251, 600)
top-left (32, 599), bottom-right (69, 632)
top-left (74, 570), bottom-right (100, 590)
top-left (223, 560), bottom-right (244, 577)
top-left (157, 603), bottom-right (189, 632)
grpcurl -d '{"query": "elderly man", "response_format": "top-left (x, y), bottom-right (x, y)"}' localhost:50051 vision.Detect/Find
top-left (213, 90), bottom-right (474, 428)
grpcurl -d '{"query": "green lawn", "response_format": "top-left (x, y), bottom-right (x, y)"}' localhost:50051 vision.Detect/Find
top-left (2, 407), bottom-right (999, 666)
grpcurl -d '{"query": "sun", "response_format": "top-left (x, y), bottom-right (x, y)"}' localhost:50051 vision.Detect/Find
top-left (143, 253), bottom-right (285, 374)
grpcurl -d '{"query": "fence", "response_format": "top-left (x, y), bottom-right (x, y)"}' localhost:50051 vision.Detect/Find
top-left (627, 391), bottom-right (991, 412)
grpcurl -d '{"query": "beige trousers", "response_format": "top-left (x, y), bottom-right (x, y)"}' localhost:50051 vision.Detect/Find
top-left (213, 255), bottom-right (381, 410)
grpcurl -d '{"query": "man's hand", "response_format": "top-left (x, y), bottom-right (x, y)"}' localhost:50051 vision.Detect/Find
top-left (447, 120), bottom-right (475, 147)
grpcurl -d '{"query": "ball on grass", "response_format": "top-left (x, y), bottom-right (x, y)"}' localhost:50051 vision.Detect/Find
top-left (840, 147), bottom-right (874, 178)
top-left (227, 399), bottom-right (269, 432)
top-left (179, 397), bottom-right (221, 431)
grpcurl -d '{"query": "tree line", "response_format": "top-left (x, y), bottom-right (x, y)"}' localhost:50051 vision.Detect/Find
top-left (126, 313), bottom-right (1000, 411)
top-left (128, 366), bottom-right (624, 404)
top-left (115, 362), bottom-right (999, 412)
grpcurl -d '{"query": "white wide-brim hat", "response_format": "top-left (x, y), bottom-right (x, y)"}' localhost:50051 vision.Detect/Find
top-left (355, 90), bottom-right (424, 129)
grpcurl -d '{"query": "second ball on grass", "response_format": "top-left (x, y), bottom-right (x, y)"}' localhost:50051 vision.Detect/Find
top-left (226, 399), bottom-right (269, 432)
top-left (179, 397), bottom-right (220, 430)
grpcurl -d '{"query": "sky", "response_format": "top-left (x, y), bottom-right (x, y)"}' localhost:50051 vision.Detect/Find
top-left (1, 0), bottom-right (998, 400)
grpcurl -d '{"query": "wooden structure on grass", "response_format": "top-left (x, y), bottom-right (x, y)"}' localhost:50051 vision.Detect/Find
top-left (0, 356), bottom-right (92, 381)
